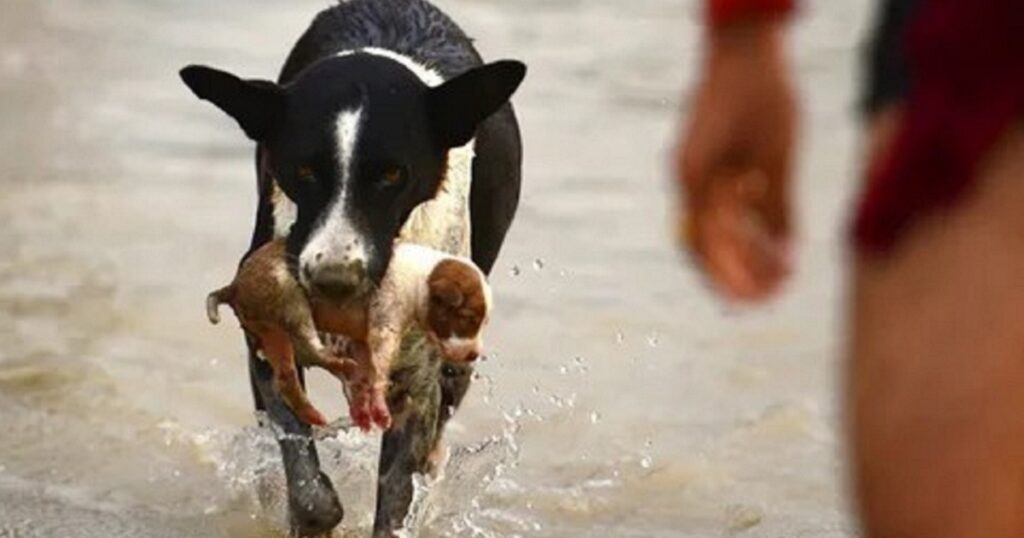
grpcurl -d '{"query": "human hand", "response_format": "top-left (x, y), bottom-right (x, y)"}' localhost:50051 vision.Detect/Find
top-left (675, 19), bottom-right (798, 302)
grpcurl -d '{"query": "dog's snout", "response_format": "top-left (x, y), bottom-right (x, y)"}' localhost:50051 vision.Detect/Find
top-left (310, 259), bottom-right (367, 299)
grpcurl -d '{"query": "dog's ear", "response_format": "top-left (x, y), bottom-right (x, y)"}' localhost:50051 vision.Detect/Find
top-left (427, 60), bottom-right (526, 149)
top-left (180, 65), bottom-right (285, 141)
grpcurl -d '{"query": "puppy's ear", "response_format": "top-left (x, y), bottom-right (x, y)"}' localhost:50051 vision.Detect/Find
top-left (431, 278), bottom-right (465, 308)
top-left (180, 65), bottom-right (285, 141)
top-left (427, 60), bottom-right (526, 149)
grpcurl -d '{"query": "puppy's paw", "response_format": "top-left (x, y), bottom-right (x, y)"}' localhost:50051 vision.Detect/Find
top-left (347, 388), bottom-right (374, 432)
top-left (368, 388), bottom-right (392, 430)
top-left (300, 407), bottom-right (329, 428)
top-left (350, 405), bottom-right (373, 432)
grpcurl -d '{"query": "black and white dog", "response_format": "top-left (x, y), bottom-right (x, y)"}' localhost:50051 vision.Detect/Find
top-left (180, 0), bottom-right (524, 535)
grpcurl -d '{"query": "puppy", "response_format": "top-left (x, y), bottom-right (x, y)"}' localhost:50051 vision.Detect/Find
top-left (207, 241), bottom-right (493, 430)
top-left (205, 240), bottom-right (360, 427)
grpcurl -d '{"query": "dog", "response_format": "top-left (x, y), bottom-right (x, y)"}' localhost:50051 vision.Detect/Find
top-left (180, 0), bottom-right (524, 534)
top-left (206, 240), bottom-right (493, 433)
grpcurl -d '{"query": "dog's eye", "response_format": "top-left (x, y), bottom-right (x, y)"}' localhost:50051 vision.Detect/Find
top-left (297, 165), bottom-right (316, 182)
top-left (380, 166), bottom-right (405, 187)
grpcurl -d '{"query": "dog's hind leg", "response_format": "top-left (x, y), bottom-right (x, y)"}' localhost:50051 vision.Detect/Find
top-left (247, 336), bottom-right (344, 536)
top-left (432, 361), bottom-right (474, 472)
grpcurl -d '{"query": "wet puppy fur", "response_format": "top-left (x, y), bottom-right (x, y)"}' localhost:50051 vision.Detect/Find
top-left (206, 240), bottom-right (494, 431)
top-left (426, 257), bottom-right (491, 362)
top-left (206, 240), bottom-right (353, 427)
top-left (179, 0), bottom-right (525, 534)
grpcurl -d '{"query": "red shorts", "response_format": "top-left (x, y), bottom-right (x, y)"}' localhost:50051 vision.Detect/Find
top-left (853, 0), bottom-right (1024, 254)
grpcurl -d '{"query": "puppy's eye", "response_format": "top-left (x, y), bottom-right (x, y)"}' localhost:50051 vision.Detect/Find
top-left (297, 165), bottom-right (316, 182)
top-left (380, 166), bottom-right (405, 187)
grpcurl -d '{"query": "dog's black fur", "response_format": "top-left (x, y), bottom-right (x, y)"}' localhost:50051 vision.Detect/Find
top-left (180, 1), bottom-right (524, 535)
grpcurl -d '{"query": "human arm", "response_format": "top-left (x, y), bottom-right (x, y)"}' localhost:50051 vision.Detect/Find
top-left (674, 0), bottom-right (798, 302)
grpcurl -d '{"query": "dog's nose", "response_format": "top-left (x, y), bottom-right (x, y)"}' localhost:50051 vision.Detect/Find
top-left (309, 260), bottom-right (367, 300)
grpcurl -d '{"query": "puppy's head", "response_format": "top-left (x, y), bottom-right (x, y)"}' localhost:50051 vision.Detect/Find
top-left (179, 53), bottom-right (526, 303)
top-left (425, 258), bottom-right (492, 362)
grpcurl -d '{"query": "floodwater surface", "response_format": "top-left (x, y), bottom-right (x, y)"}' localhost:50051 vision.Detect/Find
top-left (0, 0), bottom-right (871, 536)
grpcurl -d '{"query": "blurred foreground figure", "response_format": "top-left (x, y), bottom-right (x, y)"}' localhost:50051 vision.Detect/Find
top-left (676, 0), bottom-right (1024, 536)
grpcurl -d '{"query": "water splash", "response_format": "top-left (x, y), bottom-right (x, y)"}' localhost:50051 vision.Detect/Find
top-left (409, 411), bottom-right (537, 537)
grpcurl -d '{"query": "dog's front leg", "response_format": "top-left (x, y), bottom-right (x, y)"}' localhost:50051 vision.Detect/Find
top-left (247, 339), bottom-right (344, 536)
top-left (372, 333), bottom-right (443, 537)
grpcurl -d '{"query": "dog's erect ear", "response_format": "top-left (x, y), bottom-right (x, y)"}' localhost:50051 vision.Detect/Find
top-left (179, 65), bottom-right (285, 141)
top-left (427, 60), bottom-right (526, 149)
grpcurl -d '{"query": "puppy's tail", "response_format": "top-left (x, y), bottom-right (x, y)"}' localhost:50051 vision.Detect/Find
top-left (206, 285), bottom-right (235, 325)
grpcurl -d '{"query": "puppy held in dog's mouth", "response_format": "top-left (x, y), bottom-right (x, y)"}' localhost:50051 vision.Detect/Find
top-left (425, 258), bottom-right (492, 362)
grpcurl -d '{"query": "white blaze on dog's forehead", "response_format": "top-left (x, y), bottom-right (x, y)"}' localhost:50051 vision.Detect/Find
top-left (299, 107), bottom-right (366, 278)
top-left (335, 48), bottom-right (475, 257)
top-left (335, 108), bottom-right (362, 176)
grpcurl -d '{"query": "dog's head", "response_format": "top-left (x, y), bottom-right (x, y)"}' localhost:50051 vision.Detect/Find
top-left (180, 53), bottom-right (525, 302)
top-left (425, 257), bottom-right (491, 362)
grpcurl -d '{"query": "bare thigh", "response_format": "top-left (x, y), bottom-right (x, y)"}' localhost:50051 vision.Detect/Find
top-left (849, 123), bottom-right (1024, 537)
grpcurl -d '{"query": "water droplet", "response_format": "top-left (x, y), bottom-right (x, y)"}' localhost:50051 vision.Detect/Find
top-left (644, 438), bottom-right (653, 449)
top-left (209, 358), bottom-right (220, 367)
top-left (589, 411), bottom-right (602, 424)
top-left (640, 456), bottom-right (653, 469)
top-left (172, 469), bottom-right (182, 478)
top-left (532, 258), bottom-right (545, 271)
top-left (615, 331), bottom-right (625, 345)
top-left (646, 333), bottom-right (660, 348)
top-left (558, 269), bottom-right (568, 278)
top-left (559, 365), bottom-right (569, 375)
top-left (509, 264), bottom-right (521, 277)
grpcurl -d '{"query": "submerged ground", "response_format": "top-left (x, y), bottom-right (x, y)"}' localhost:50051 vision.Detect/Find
top-left (0, 0), bottom-right (869, 535)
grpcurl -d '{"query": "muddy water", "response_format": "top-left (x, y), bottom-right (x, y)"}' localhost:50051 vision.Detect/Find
top-left (0, 0), bottom-right (872, 536)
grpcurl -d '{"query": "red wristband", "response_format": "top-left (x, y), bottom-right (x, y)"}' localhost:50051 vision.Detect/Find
top-left (708, 0), bottom-right (795, 26)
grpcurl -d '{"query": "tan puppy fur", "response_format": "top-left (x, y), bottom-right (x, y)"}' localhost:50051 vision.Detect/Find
top-left (352, 243), bottom-right (491, 428)
top-left (206, 240), bottom-right (355, 427)
top-left (207, 241), bottom-right (493, 431)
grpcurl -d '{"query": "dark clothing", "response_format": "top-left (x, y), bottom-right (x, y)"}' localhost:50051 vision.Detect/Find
top-left (860, 0), bottom-right (923, 116)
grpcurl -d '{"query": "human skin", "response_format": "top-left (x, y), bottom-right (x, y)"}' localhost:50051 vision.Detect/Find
top-left (849, 120), bottom-right (1024, 538)
top-left (677, 11), bottom-right (1024, 538)
top-left (675, 18), bottom-right (797, 302)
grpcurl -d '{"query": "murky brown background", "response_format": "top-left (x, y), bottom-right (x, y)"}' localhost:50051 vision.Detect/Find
top-left (0, 0), bottom-right (872, 536)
